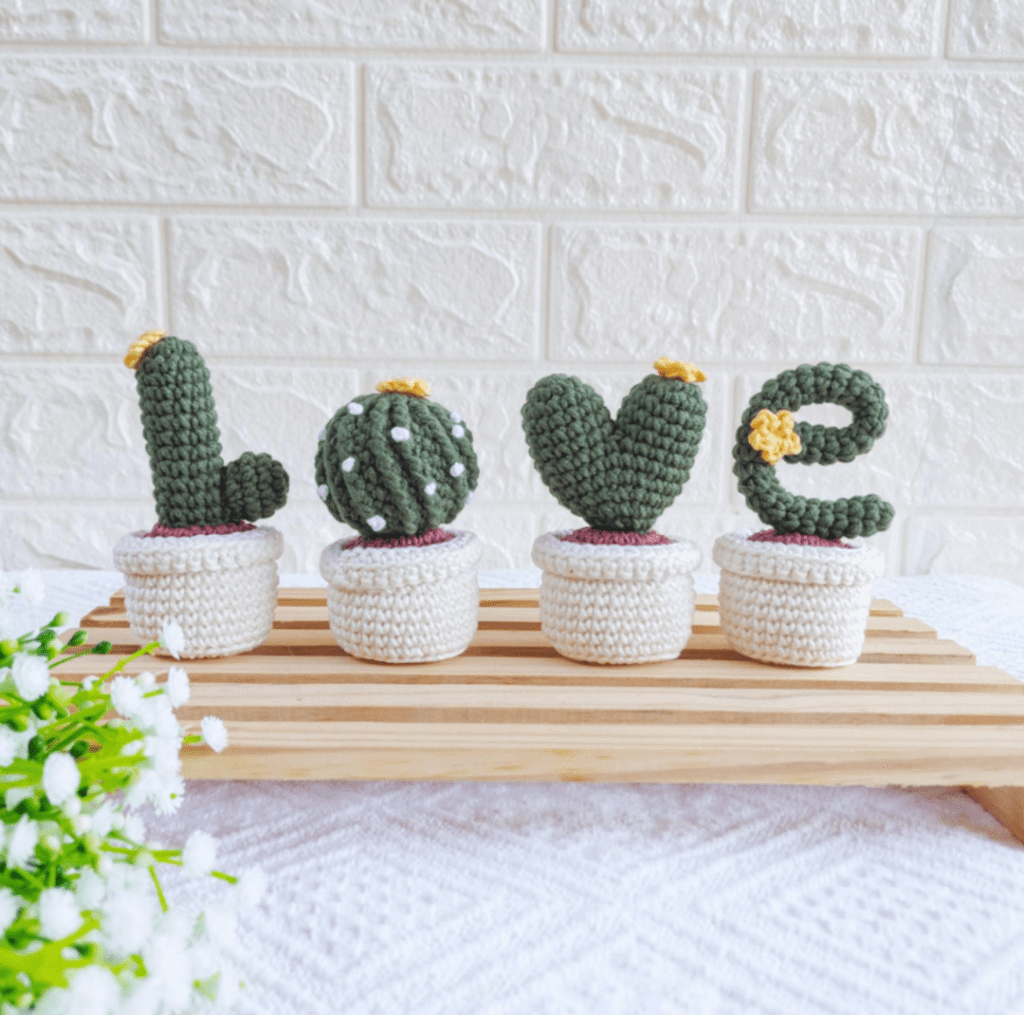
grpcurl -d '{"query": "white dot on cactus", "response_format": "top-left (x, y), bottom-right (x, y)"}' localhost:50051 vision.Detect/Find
top-left (342, 457), bottom-right (355, 472)
top-left (452, 424), bottom-right (465, 438)
top-left (317, 428), bottom-right (325, 442)
top-left (450, 409), bottom-right (462, 423)
top-left (425, 481), bottom-right (437, 496)
top-left (367, 515), bottom-right (386, 532)
top-left (317, 484), bottom-right (329, 501)
top-left (390, 426), bottom-right (411, 442)
top-left (347, 401), bottom-right (363, 415)
top-left (450, 462), bottom-right (465, 477)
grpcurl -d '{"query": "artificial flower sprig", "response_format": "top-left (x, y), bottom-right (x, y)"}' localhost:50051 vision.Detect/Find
top-left (0, 581), bottom-right (258, 1014)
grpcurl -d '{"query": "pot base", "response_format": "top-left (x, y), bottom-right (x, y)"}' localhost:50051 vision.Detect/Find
top-left (114, 527), bottom-right (283, 658)
top-left (320, 529), bottom-right (482, 664)
top-left (713, 531), bottom-right (885, 668)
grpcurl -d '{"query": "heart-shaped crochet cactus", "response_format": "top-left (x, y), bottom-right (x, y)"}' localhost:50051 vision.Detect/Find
top-left (521, 361), bottom-right (707, 533)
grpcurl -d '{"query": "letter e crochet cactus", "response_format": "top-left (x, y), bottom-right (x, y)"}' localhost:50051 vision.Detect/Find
top-left (315, 378), bottom-right (479, 539)
top-left (126, 332), bottom-right (289, 529)
top-left (733, 362), bottom-right (894, 541)
top-left (521, 359), bottom-right (707, 534)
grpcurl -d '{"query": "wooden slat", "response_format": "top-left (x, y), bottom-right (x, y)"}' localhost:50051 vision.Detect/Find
top-left (103, 587), bottom-right (906, 618)
top-left (80, 587), bottom-right (1024, 849)
top-left (177, 720), bottom-right (1024, 785)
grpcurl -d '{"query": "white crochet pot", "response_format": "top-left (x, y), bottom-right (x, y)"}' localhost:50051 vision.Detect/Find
top-left (113, 527), bottom-right (283, 658)
top-left (319, 530), bottom-right (482, 663)
top-left (712, 530), bottom-right (886, 668)
top-left (531, 532), bottom-right (701, 665)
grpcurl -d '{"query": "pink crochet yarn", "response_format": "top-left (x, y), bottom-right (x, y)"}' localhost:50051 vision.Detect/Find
top-left (749, 528), bottom-right (850, 548)
top-left (144, 521), bottom-right (256, 538)
top-left (559, 527), bottom-right (672, 546)
top-left (342, 527), bottom-right (457, 550)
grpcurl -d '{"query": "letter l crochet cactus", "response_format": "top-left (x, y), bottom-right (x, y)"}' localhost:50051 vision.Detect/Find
top-left (127, 332), bottom-right (289, 529)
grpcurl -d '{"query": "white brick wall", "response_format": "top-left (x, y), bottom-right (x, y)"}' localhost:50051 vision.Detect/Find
top-left (1, 0), bottom-right (1022, 582)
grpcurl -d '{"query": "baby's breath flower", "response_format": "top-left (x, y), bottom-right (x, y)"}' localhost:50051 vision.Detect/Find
top-left (200, 715), bottom-right (228, 753)
top-left (165, 666), bottom-right (190, 707)
top-left (38, 887), bottom-right (80, 940)
top-left (160, 620), bottom-right (185, 660)
top-left (11, 653), bottom-right (50, 700)
top-left (182, 829), bottom-right (217, 877)
top-left (236, 865), bottom-right (268, 908)
top-left (42, 751), bottom-right (80, 806)
top-left (0, 886), bottom-right (20, 933)
top-left (6, 813), bottom-right (38, 868)
top-left (110, 675), bottom-right (144, 719)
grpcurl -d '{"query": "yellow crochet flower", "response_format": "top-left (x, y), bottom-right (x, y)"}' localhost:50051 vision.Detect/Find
top-left (124, 330), bottom-right (167, 369)
top-left (654, 357), bottom-right (706, 383)
top-left (376, 376), bottom-right (432, 398)
top-left (748, 408), bottom-right (802, 464)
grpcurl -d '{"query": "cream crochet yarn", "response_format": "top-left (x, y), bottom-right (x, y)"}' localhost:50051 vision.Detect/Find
top-left (319, 529), bottom-right (482, 663)
top-left (113, 527), bottom-right (283, 658)
top-left (713, 530), bottom-right (886, 668)
top-left (532, 532), bottom-right (701, 665)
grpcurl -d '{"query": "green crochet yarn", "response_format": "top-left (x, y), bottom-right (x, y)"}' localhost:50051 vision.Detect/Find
top-left (130, 333), bottom-right (289, 529)
top-left (521, 367), bottom-right (707, 533)
top-left (315, 384), bottom-right (479, 539)
top-left (733, 362), bottom-right (894, 540)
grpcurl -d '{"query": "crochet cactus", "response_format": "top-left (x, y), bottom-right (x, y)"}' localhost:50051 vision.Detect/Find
top-left (315, 378), bottom-right (479, 540)
top-left (126, 332), bottom-right (289, 530)
top-left (733, 362), bottom-right (894, 541)
top-left (521, 360), bottom-right (708, 534)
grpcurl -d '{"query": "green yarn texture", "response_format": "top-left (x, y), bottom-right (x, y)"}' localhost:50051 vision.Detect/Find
top-left (135, 336), bottom-right (289, 528)
top-left (521, 372), bottom-right (707, 533)
top-left (733, 362), bottom-right (894, 540)
top-left (315, 392), bottom-right (479, 539)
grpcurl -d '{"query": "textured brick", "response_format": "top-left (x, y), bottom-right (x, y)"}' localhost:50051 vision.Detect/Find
top-left (552, 227), bottom-right (918, 364)
top-left (948, 0), bottom-right (1024, 58)
top-left (0, 0), bottom-right (144, 42)
top-left (734, 373), bottom-right (1024, 511)
top-left (903, 515), bottom-right (1024, 583)
top-left (0, 60), bottom-right (350, 206)
top-left (921, 230), bottom-right (1024, 365)
top-left (160, 0), bottom-right (541, 50)
top-left (0, 218), bottom-right (158, 355)
top-left (366, 65), bottom-right (741, 210)
top-left (557, 0), bottom-right (933, 54)
top-left (170, 220), bottom-right (537, 361)
top-left (753, 71), bottom-right (1024, 214)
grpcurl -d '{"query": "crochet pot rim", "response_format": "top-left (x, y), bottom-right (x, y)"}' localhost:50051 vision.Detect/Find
top-left (113, 525), bottom-right (284, 575)
top-left (712, 530), bottom-right (884, 587)
top-left (319, 528), bottom-right (482, 591)
top-left (532, 530), bottom-right (701, 583)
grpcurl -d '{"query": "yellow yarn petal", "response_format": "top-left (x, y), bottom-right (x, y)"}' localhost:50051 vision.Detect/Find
top-left (376, 376), bottom-right (432, 398)
top-left (653, 357), bottom-right (706, 383)
top-left (125, 330), bottom-right (167, 369)
top-left (748, 408), bottom-right (802, 465)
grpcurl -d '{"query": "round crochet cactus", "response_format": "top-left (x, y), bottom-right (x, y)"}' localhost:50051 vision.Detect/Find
top-left (315, 380), bottom-right (478, 539)
top-left (127, 332), bottom-right (289, 530)
top-left (521, 360), bottom-right (708, 534)
top-left (733, 362), bottom-right (894, 541)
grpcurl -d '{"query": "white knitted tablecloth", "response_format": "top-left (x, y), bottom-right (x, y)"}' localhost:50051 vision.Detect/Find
top-left (13, 569), bottom-right (1024, 1015)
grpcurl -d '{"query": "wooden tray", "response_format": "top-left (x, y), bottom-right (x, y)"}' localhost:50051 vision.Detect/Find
top-left (65, 588), bottom-right (1024, 845)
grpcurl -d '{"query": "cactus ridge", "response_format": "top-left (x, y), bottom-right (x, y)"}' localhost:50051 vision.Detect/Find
top-left (316, 391), bottom-right (478, 539)
top-left (134, 335), bottom-right (289, 529)
top-left (521, 372), bottom-right (707, 534)
top-left (733, 362), bottom-right (894, 541)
